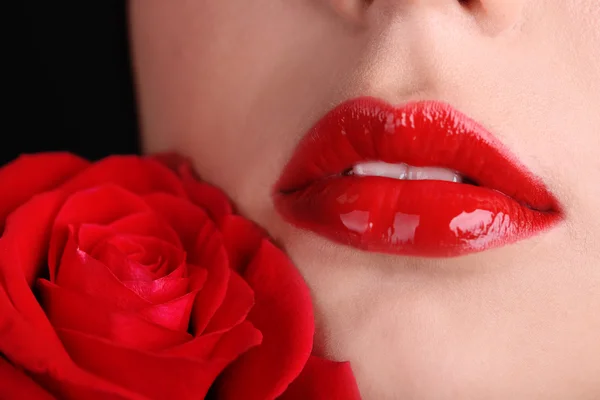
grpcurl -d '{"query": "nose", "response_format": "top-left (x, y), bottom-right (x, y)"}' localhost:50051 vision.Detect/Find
top-left (328, 0), bottom-right (526, 34)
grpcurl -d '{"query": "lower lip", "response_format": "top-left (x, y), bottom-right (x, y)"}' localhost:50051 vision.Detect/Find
top-left (275, 176), bottom-right (560, 257)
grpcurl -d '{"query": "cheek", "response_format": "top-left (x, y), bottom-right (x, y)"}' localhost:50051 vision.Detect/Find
top-left (131, 0), bottom-right (361, 221)
top-left (525, 2), bottom-right (600, 237)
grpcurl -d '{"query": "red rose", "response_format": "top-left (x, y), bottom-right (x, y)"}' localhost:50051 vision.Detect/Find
top-left (0, 153), bottom-right (360, 399)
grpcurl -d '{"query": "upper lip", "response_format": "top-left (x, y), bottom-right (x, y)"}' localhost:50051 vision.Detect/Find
top-left (276, 97), bottom-right (559, 213)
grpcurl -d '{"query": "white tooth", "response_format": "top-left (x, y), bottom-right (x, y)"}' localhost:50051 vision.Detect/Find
top-left (406, 166), bottom-right (463, 183)
top-left (352, 161), bottom-right (408, 179)
top-left (352, 161), bottom-right (462, 183)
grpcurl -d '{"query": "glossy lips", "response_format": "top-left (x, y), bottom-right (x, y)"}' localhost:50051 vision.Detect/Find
top-left (273, 97), bottom-right (562, 257)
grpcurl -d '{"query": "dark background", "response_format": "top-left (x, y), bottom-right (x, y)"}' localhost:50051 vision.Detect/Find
top-left (4, 2), bottom-right (139, 166)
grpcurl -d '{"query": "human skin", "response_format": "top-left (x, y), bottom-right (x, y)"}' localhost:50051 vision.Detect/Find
top-left (128, 1), bottom-right (600, 398)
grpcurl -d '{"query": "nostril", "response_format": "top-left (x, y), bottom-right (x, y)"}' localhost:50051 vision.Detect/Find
top-left (364, 0), bottom-right (474, 5)
top-left (361, 0), bottom-right (485, 15)
top-left (356, 0), bottom-right (488, 24)
top-left (458, 0), bottom-right (478, 10)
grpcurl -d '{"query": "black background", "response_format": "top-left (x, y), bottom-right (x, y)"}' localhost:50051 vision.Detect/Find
top-left (4, 2), bottom-right (139, 166)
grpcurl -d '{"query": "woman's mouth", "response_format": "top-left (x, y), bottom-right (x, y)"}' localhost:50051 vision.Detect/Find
top-left (273, 97), bottom-right (562, 257)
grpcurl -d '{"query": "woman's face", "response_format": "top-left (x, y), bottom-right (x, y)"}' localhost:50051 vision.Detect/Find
top-left (129, 1), bottom-right (600, 398)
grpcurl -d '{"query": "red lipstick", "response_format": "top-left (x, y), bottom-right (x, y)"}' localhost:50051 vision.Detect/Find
top-left (274, 97), bottom-right (562, 257)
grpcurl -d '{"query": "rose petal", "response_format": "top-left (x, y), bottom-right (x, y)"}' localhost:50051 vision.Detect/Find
top-left (0, 192), bottom-right (141, 399)
top-left (177, 161), bottom-right (232, 224)
top-left (0, 357), bottom-right (55, 400)
top-left (94, 236), bottom-right (146, 267)
top-left (56, 230), bottom-right (150, 310)
top-left (56, 323), bottom-right (261, 400)
top-left (184, 262), bottom-right (209, 294)
top-left (38, 280), bottom-right (192, 352)
top-left (217, 240), bottom-right (314, 400)
top-left (92, 234), bottom-right (185, 279)
top-left (143, 193), bottom-right (211, 250)
top-left (150, 153), bottom-right (190, 175)
top-left (0, 152), bottom-right (88, 231)
top-left (76, 224), bottom-right (115, 255)
top-left (0, 191), bottom-right (71, 361)
top-left (49, 213), bottom-right (208, 354)
top-left (60, 156), bottom-right (187, 198)
top-left (1, 190), bottom-right (67, 287)
top-left (204, 270), bottom-right (255, 334)
top-left (220, 214), bottom-right (266, 274)
top-left (165, 320), bottom-right (261, 362)
top-left (278, 357), bottom-right (361, 400)
top-left (87, 240), bottom-right (155, 283)
top-left (183, 179), bottom-right (232, 225)
top-left (109, 212), bottom-right (182, 248)
top-left (0, 284), bottom-right (69, 383)
top-left (123, 264), bottom-right (208, 304)
top-left (161, 326), bottom-right (235, 361)
top-left (138, 291), bottom-right (198, 332)
top-left (37, 377), bottom-right (140, 400)
top-left (0, 282), bottom-right (140, 399)
top-left (49, 184), bottom-right (152, 282)
top-left (189, 223), bottom-right (230, 335)
top-left (122, 264), bottom-right (194, 304)
top-left (77, 213), bottom-right (183, 253)
top-left (144, 193), bottom-right (232, 334)
top-left (152, 260), bottom-right (169, 279)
